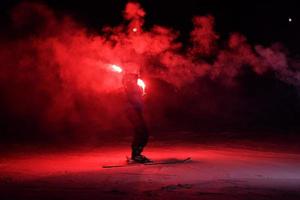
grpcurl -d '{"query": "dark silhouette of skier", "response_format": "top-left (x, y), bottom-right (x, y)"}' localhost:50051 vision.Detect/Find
top-left (122, 73), bottom-right (151, 163)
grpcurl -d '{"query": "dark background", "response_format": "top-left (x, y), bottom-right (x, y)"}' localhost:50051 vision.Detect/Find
top-left (1, 0), bottom-right (300, 145)
top-left (1, 0), bottom-right (299, 51)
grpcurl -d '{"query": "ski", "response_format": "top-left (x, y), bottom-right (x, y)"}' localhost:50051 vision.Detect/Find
top-left (102, 157), bottom-right (191, 168)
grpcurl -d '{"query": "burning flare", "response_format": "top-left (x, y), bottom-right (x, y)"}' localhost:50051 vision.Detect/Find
top-left (111, 64), bottom-right (123, 73)
top-left (137, 78), bottom-right (146, 95)
top-left (110, 64), bottom-right (146, 95)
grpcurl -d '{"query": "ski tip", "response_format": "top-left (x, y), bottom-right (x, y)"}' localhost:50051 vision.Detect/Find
top-left (102, 165), bottom-right (120, 169)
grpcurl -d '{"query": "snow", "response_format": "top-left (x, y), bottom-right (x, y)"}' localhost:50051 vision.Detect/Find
top-left (1, 133), bottom-right (300, 199)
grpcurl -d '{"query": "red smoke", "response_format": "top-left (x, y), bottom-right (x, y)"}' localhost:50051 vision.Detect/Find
top-left (0, 1), bottom-right (299, 141)
top-left (189, 15), bottom-right (219, 57)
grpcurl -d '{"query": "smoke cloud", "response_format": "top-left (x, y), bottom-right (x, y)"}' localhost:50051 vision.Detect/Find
top-left (0, 2), bottom-right (299, 143)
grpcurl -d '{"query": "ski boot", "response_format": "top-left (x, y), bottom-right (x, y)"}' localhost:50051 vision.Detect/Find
top-left (131, 146), bottom-right (152, 163)
top-left (131, 154), bottom-right (152, 163)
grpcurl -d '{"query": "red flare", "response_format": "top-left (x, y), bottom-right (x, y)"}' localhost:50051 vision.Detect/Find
top-left (111, 64), bottom-right (123, 73)
top-left (137, 78), bottom-right (146, 95)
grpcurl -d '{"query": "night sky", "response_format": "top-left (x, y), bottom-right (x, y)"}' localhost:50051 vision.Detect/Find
top-left (1, 0), bottom-right (299, 52)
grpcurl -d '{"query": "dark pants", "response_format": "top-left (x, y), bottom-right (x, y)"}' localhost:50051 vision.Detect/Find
top-left (126, 106), bottom-right (149, 156)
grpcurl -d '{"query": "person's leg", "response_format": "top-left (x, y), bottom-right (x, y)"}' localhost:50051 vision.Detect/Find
top-left (127, 108), bottom-right (150, 162)
top-left (131, 118), bottom-right (149, 157)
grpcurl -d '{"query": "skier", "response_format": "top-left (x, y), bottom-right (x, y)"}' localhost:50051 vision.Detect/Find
top-left (122, 72), bottom-right (151, 163)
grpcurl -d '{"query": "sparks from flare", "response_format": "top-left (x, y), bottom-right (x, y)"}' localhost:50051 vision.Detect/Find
top-left (110, 64), bottom-right (146, 94)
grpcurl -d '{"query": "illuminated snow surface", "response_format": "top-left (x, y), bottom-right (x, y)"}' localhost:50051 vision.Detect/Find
top-left (1, 132), bottom-right (300, 200)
